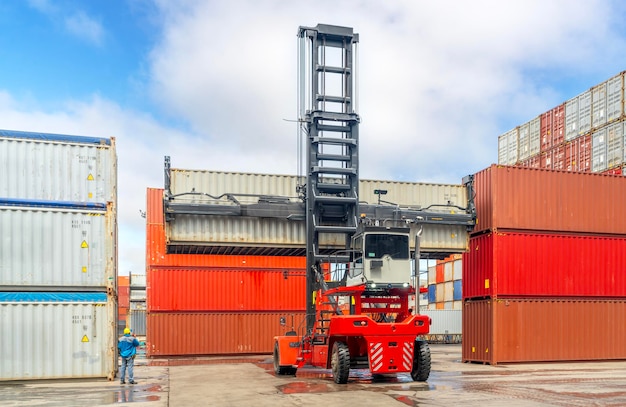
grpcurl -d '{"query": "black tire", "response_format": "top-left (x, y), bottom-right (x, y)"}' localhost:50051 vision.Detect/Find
top-left (411, 340), bottom-right (431, 381)
top-left (331, 341), bottom-right (350, 384)
top-left (273, 342), bottom-right (295, 375)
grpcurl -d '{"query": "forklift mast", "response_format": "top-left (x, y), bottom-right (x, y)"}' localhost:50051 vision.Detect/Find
top-left (298, 24), bottom-right (360, 334)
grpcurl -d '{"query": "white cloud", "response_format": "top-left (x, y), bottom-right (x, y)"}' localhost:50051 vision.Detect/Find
top-left (64, 11), bottom-right (105, 46)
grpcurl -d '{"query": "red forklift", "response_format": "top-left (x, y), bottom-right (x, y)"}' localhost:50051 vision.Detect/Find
top-left (273, 24), bottom-right (474, 383)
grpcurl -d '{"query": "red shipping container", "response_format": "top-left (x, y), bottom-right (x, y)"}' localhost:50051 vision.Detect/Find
top-left (118, 285), bottom-right (130, 308)
top-left (435, 264), bottom-right (444, 284)
top-left (540, 104), bottom-right (565, 152)
top-left (146, 311), bottom-right (306, 356)
top-left (603, 166), bottom-right (624, 176)
top-left (473, 164), bottom-right (626, 235)
top-left (147, 267), bottom-right (306, 312)
top-left (527, 155), bottom-right (540, 168)
top-left (565, 135), bottom-right (592, 172)
top-left (551, 144), bottom-right (565, 171)
top-left (540, 150), bottom-right (552, 170)
top-left (146, 188), bottom-right (165, 225)
top-left (462, 298), bottom-right (626, 364)
top-left (463, 231), bottom-right (626, 299)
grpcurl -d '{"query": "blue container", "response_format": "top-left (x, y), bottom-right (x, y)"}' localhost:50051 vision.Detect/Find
top-left (428, 284), bottom-right (436, 303)
top-left (453, 280), bottom-right (462, 301)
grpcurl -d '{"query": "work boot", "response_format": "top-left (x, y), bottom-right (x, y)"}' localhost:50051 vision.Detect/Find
top-left (120, 380), bottom-right (125, 384)
top-left (129, 380), bottom-right (137, 384)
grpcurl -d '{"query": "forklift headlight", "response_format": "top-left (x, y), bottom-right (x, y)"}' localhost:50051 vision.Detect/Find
top-left (402, 282), bottom-right (409, 288)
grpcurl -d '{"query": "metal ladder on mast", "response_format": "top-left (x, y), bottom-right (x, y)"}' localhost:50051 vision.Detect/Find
top-left (298, 24), bottom-right (360, 336)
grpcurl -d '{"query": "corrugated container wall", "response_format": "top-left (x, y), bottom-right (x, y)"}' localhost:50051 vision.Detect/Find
top-left (473, 165), bottom-right (626, 235)
top-left (462, 298), bottom-right (626, 364)
top-left (421, 310), bottom-right (462, 335)
top-left (0, 205), bottom-right (115, 288)
top-left (0, 292), bottom-right (117, 380)
top-left (147, 312), bottom-right (307, 356)
top-left (0, 130), bottom-right (116, 203)
top-left (147, 268), bottom-right (306, 312)
top-left (463, 231), bottom-right (626, 299)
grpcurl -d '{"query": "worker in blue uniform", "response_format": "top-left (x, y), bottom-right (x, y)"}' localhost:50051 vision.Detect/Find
top-left (118, 327), bottom-right (140, 384)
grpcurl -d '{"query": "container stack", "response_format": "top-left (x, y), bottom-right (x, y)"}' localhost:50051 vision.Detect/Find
top-left (145, 188), bottom-right (307, 357)
top-left (498, 71), bottom-right (626, 176)
top-left (0, 129), bottom-right (118, 380)
top-left (118, 276), bottom-right (130, 335)
top-left (426, 255), bottom-right (462, 310)
top-left (129, 274), bottom-right (146, 337)
top-left (462, 164), bottom-right (626, 364)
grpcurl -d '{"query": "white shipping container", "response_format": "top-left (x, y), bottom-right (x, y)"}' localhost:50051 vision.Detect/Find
top-left (498, 134), bottom-right (508, 164)
top-left (427, 265), bottom-right (436, 285)
top-left (129, 274), bottom-right (146, 288)
top-left (421, 309), bottom-right (462, 335)
top-left (0, 292), bottom-right (116, 380)
top-left (0, 130), bottom-right (116, 203)
top-left (443, 261), bottom-right (453, 282)
top-left (452, 300), bottom-right (462, 310)
top-left (565, 96), bottom-right (579, 141)
top-left (453, 259), bottom-right (462, 281)
top-left (607, 73), bottom-right (624, 122)
top-left (592, 82), bottom-right (607, 129)
top-left (607, 121), bottom-right (624, 170)
top-left (578, 90), bottom-right (592, 135)
top-left (130, 289), bottom-right (146, 302)
top-left (443, 281), bottom-right (454, 302)
top-left (506, 128), bottom-right (519, 164)
top-left (129, 309), bottom-right (146, 336)
top-left (592, 128), bottom-right (608, 172)
top-left (529, 116), bottom-right (541, 157)
top-left (0, 205), bottom-right (115, 288)
top-left (518, 123), bottom-right (530, 161)
top-left (435, 284), bottom-right (444, 303)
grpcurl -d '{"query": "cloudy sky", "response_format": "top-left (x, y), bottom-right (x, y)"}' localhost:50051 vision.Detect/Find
top-left (2, 0), bottom-right (626, 275)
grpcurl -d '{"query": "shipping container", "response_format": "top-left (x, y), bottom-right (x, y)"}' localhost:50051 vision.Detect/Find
top-left (463, 231), bottom-right (626, 299)
top-left (592, 81), bottom-right (607, 129)
top-left (427, 265), bottom-right (436, 285)
top-left (462, 298), bottom-right (626, 364)
top-left (518, 123), bottom-right (530, 161)
top-left (147, 267), bottom-right (307, 312)
top-left (541, 105), bottom-right (565, 152)
top-left (607, 72), bottom-right (624, 122)
top-left (146, 311), bottom-right (307, 356)
top-left (578, 90), bottom-right (592, 136)
top-left (603, 166), bottom-right (624, 176)
top-left (607, 121), bottom-right (624, 169)
top-left (0, 130), bottom-right (116, 204)
top-left (453, 280), bottom-right (462, 301)
top-left (0, 205), bottom-right (115, 289)
top-left (565, 96), bottom-right (579, 141)
top-left (129, 309), bottom-right (146, 336)
top-left (473, 164), bottom-right (626, 235)
top-left (565, 134), bottom-right (592, 172)
top-left (118, 286), bottom-right (130, 309)
top-left (428, 285), bottom-right (436, 303)
top-left (592, 127), bottom-right (608, 172)
top-left (0, 292), bottom-right (116, 380)
top-left (422, 309), bottom-right (462, 335)
top-left (529, 117), bottom-right (540, 157)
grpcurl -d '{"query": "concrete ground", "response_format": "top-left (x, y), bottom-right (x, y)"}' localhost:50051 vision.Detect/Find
top-left (1, 344), bottom-right (626, 406)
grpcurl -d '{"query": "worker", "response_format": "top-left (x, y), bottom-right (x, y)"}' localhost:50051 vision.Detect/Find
top-left (118, 327), bottom-right (140, 384)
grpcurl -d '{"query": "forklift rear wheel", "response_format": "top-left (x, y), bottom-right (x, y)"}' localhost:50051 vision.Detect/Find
top-left (411, 340), bottom-right (431, 381)
top-left (331, 341), bottom-right (350, 384)
top-left (273, 342), bottom-right (296, 375)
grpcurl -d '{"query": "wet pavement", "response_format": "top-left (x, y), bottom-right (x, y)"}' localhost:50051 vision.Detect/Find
top-left (1, 344), bottom-right (626, 406)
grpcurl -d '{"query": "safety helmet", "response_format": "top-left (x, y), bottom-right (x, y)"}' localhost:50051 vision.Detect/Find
top-left (124, 328), bottom-right (131, 335)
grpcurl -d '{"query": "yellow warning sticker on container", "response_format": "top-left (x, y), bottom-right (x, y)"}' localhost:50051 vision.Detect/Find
top-left (472, 347), bottom-right (475, 353)
top-left (82, 335), bottom-right (89, 343)
top-left (88, 192), bottom-right (93, 198)
top-left (82, 266), bottom-right (87, 273)
top-left (81, 241), bottom-right (89, 248)
top-left (87, 174), bottom-right (94, 181)
top-left (484, 279), bottom-right (490, 289)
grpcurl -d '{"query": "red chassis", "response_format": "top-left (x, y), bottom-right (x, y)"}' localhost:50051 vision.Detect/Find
top-left (273, 285), bottom-right (432, 383)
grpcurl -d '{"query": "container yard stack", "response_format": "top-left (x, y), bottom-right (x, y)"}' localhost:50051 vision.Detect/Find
top-left (462, 164), bottom-right (626, 364)
top-left (128, 273), bottom-right (146, 337)
top-left (117, 276), bottom-right (130, 335)
top-left (145, 187), bottom-right (307, 357)
top-left (499, 71), bottom-right (626, 176)
top-left (0, 129), bottom-right (118, 380)
top-left (426, 255), bottom-right (462, 311)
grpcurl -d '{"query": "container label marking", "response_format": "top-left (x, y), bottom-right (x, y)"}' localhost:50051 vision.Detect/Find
top-left (87, 174), bottom-right (94, 181)
top-left (82, 335), bottom-right (89, 343)
top-left (81, 241), bottom-right (89, 248)
top-left (82, 266), bottom-right (87, 273)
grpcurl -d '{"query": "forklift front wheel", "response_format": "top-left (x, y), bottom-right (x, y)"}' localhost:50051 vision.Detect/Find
top-left (273, 342), bottom-right (296, 376)
top-left (411, 340), bottom-right (431, 382)
top-left (331, 341), bottom-right (350, 384)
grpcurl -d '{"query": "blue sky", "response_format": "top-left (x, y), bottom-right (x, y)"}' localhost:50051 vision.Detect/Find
top-left (2, 0), bottom-right (626, 274)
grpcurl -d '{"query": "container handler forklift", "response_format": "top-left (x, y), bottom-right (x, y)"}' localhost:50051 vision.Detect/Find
top-left (272, 24), bottom-right (475, 383)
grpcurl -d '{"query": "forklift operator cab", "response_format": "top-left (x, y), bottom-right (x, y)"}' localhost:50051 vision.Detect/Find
top-left (346, 226), bottom-right (412, 287)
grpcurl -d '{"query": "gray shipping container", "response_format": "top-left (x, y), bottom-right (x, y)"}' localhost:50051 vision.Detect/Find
top-left (167, 170), bottom-right (472, 254)
top-left (0, 205), bottom-right (115, 289)
top-left (0, 292), bottom-right (117, 381)
top-left (0, 130), bottom-right (117, 204)
top-left (592, 127), bottom-right (608, 173)
top-left (129, 309), bottom-right (146, 336)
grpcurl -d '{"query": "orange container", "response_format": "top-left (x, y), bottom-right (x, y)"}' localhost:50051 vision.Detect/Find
top-left (435, 264), bottom-right (444, 284)
top-left (118, 285), bottom-right (130, 308)
top-left (146, 311), bottom-right (307, 356)
top-left (473, 164), bottom-right (626, 235)
top-left (147, 267), bottom-right (306, 312)
top-left (462, 298), bottom-right (626, 364)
